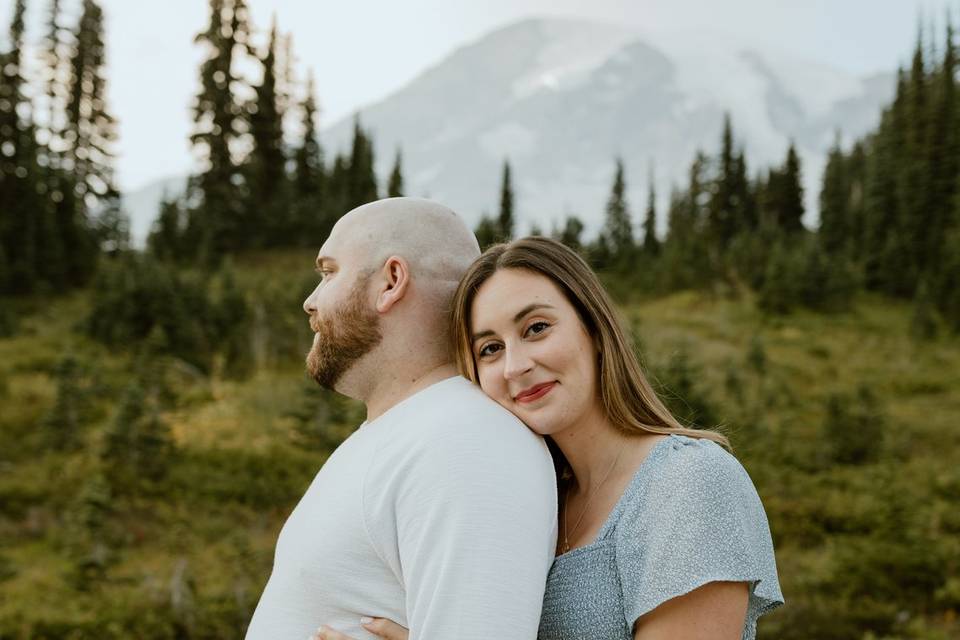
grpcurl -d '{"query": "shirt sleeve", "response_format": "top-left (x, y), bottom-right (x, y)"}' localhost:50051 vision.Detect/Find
top-left (615, 438), bottom-right (784, 637)
top-left (391, 422), bottom-right (558, 639)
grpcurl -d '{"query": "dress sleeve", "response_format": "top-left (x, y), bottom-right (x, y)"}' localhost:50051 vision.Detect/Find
top-left (614, 437), bottom-right (784, 637)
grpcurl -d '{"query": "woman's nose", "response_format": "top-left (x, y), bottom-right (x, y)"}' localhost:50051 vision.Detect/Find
top-left (503, 345), bottom-right (534, 380)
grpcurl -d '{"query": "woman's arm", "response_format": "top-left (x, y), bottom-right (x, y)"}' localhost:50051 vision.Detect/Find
top-left (633, 581), bottom-right (748, 640)
top-left (313, 618), bottom-right (409, 640)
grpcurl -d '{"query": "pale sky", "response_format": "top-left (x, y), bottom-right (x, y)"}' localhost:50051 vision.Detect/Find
top-left (1, 0), bottom-right (954, 191)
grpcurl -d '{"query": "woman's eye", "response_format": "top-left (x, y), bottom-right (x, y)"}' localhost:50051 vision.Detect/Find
top-left (526, 321), bottom-right (550, 336)
top-left (478, 343), bottom-right (502, 358)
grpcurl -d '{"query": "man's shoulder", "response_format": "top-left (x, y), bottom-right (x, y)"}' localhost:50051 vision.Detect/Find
top-left (376, 376), bottom-right (549, 463)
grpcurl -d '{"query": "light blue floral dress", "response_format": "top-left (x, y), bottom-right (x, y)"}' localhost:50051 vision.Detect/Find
top-left (538, 434), bottom-right (784, 640)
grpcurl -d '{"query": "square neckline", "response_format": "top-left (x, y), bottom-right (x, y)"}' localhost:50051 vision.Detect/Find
top-left (553, 434), bottom-right (678, 562)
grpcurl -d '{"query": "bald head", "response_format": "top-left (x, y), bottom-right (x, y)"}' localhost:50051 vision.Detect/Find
top-left (326, 197), bottom-right (480, 290)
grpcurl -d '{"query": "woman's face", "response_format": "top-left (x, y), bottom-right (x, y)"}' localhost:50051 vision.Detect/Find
top-left (469, 268), bottom-right (601, 436)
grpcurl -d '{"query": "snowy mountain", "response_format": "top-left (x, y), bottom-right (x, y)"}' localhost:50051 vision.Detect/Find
top-left (124, 17), bottom-right (895, 246)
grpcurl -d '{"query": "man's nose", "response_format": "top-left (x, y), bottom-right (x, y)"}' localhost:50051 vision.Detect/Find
top-left (303, 284), bottom-right (320, 314)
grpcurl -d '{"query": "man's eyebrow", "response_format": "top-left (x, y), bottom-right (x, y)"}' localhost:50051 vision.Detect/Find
top-left (470, 304), bottom-right (556, 343)
top-left (314, 256), bottom-right (336, 270)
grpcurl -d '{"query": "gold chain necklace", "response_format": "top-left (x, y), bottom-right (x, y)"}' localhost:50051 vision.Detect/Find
top-left (561, 448), bottom-right (624, 554)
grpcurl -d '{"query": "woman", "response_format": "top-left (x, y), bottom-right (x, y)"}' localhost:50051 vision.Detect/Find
top-left (314, 237), bottom-right (783, 640)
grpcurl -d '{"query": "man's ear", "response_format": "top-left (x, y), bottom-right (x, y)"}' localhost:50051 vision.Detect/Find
top-left (376, 256), bottom-right (410, 313)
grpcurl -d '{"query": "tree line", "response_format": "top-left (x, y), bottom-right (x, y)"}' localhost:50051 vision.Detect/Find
top-left (0, 0), bottom-right (123, 295)
top-left (3, 0), bottom-right (958, 337)
top-left (148, 0), bottom-right (404, 265)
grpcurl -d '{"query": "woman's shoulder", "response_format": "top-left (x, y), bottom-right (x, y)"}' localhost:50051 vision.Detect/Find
top-left (616, 434), bottom-right (764, 532)
top-left (647, 434), bottom-right (750, 490)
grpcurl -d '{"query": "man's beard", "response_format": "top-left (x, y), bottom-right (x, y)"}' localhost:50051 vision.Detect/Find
top-left (305, 276), bottom-right (383, 390)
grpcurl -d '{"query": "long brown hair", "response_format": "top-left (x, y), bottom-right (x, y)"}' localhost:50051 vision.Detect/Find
top-left (450, 237), bottom-right (728, 475)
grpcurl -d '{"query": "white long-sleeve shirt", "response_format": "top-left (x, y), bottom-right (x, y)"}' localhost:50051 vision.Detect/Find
top-left (246, 375), bottom-right (558, 639)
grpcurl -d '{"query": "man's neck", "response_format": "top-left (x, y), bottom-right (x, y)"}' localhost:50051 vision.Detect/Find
top-left (363, 362), bottom-right (459, 422)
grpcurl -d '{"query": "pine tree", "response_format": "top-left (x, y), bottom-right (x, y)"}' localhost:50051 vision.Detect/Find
top-left (35, 0), bottom-right (68, 288)
top-left (707, 114), bottom-right (739, 248)
top-left (44, 355), bottom-right (84, 450)
top-left (63, 0), bottom-right (116, 279)
top-left (862, 70), bottom-right (908, 292)
top-left (326, 152), bottom-right (348, 220)
top-left (474, 213), bottom-right (498, 250)
top-left (764, 143), bottom-right (805, 234)
top-left (819, 133), bottom-right (850, 254)
top-left (642, 169), bottom-right (660, 257)
top-left (387, 148), bottom-right (404, 197)
top-left (246, 16), bottom-right (288, 246)
top-left (556, 215), bottom-right (584, 253)
top-left (497, 160), bottom-right (514, 240)
top-left (186, 0), bottom-right (250, 263)
top-left (926, 20), bottom-right (958, 289)
top-left (148, 197), bottom-right (184, 261)
top-left (102, 382), bottom-right (173, 490)
top-left (346, 117), bottom-right (377, 210)
top-left (603, 158), bottom-right (633, 264)
top-left (292, 74), bottom-right (327, 243)
top-left (0, 0), bottom-right (38, 293)
top-left (902, 34), bottom-right (932, 288)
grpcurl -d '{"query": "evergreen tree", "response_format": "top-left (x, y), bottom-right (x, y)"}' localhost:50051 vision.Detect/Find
top-left (474, 213), bottom-right (498, 250)
top-left (862, 70), bottom-right (908, 292)
top-left (902, 34), bottom-right (933, 287)
top-left (148, 197), bottom-right (185, 261)
top-left (603, 158), bottom-right (633, 264)
top-left (246, 17), bottom-right (288, 246)
top-left (642, 169), bottom-right (660, 257)
top-left (819, 133), bottom-right (850, 254)
top-left (63, 0), bottom-right (116, 278)
top-left (101, 382), bottom-right (173, 491)
top-left (387, 148), bottom-right (404, 197)
top-left (823, 386), bottom-right (885, 465)
top-left (35, 0), bottom-right (67, 288)
top-left (556, 215), bottom-right (584, 253)
top-left (762, 143), bottom-right (804, 234)
top-left (186, 0), bottom-right (250, 263)
top-left (707, 114), bottom-right (740, 248)
top-left (326, 152), bottom-right (348, 219)
top-left (292, 74), bottom-right (328, 243)
top-left (346, 117), bottom-right (377, 210)
top-left (0, 0), bottom-right (39, 293)
top-left (926, 20), bottom-right (958, 287)
top-left (497, 160), bottom-right (514, 240)
top-left (846, 141), bottom-right (868, 261)
top-left (44, 355), bottom-right (84, 450)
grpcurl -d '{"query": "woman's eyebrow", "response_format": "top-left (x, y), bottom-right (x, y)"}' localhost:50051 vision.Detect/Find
top-left (471, 304), bottom-right (557, 343)
top-left (512, 303), bottom-right (555, 323)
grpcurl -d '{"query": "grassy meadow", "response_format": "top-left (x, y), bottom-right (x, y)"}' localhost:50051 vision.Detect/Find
top-left (0, 250), bottom-right (958, 639)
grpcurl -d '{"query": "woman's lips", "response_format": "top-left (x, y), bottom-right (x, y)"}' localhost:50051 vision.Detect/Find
top-left (516, 381), bottom-right (556, 403)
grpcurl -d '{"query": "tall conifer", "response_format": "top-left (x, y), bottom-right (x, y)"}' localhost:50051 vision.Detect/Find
top-left (603, 158), bottom-right (633, 263)
top-left (346, 117), bottom-right (377, 209)
top-left (387, 149), bottom-right (404, 197)
top-left (497, 160), bottom-right (514, 240)
top-left (187, 0), bottom-right (250, 262)
top-left (247, 16), bottom-right (288, 245)
top-left (292, 74), bottom-right (327, 243)
top-left (642, 169), bottom-right (659, 256)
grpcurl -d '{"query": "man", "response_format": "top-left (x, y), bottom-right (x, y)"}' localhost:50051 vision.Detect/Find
top-left (246, 198), bottom-right (558, 639)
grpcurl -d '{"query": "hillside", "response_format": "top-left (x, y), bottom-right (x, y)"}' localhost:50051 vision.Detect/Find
top-left (0, 250), bottom-right (958, 638)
